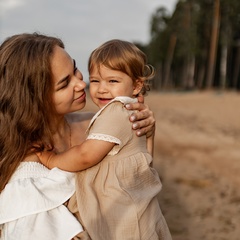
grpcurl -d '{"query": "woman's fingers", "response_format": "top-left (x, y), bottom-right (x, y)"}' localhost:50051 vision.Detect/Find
top-left (126, 101), bottom-right (155, 137)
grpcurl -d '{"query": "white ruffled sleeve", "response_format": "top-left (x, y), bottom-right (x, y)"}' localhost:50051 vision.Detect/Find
top-left (0, 162), bottom-right (83, 240)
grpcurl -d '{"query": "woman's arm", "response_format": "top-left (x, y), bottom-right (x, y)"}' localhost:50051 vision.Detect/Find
top-left (38, 140), bottom-right (115, 172)
top-left (146, 124), bottom-right (155, 157)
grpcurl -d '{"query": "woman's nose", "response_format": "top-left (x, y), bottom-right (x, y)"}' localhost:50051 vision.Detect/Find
top-left (74, 77), bottom-right (87, 91)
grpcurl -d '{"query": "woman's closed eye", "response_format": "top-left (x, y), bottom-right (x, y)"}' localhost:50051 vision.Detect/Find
top-left (57, 79), bottom-right (70, 90)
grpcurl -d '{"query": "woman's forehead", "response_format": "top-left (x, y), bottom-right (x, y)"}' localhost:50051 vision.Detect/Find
top-left (51, 47), bottom-right (72, 68)
top-left (51, 46), bottom-right (73, 80)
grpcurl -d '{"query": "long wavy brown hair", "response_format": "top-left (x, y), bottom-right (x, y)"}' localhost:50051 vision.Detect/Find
top-left (0, 33), bottom-right (64, 192)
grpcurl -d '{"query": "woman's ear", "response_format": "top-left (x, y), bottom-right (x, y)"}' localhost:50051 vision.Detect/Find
top-left (133, 79), bottom-right (143, 96)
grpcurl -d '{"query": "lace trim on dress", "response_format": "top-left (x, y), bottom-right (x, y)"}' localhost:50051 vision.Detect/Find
top-left (87, 133), bottom-right (121, 156)
top-left (87, 133), bottom-right (121, 144)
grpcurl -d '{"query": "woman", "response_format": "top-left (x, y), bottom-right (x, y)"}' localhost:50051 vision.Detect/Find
top-left (0, 33), bottom-right (156, 239)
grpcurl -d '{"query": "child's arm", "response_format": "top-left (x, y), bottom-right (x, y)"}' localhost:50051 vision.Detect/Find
top-left (38, 140), bottom-right (115, 171)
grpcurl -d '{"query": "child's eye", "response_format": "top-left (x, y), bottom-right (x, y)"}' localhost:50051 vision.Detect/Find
top-left (109, 79), bottom-right (118, 83)
top-left (90, 79), bottom-right (99, 83)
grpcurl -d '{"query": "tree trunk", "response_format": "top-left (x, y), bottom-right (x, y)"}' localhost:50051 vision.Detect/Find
top-left (196, 64), bottom-right (205, 89)
top-left (232, 40), bottom-right (240, 89)
top-left (205, 0), bottom-right (220, 89)
top-left (220, 45), bottom-right (228, 89)
top-left (186, 56), bottom-right (195, 89)
top-left (153, 62), bottom-right (163, 91)
top-left (181, 56), bottom-right (195, 89)
top-left (163, 34), bottom-right (177, 89)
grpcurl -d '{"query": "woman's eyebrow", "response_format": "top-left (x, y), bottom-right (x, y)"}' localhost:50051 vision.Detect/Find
top-left (57, 59), bottom-right (75, 86)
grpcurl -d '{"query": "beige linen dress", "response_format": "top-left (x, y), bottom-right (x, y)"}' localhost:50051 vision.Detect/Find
top-left (74, 97), bottom-right (172, 240)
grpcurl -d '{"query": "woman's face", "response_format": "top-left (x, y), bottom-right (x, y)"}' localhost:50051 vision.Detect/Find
top-left (51, 46), bottom-right (87, 115)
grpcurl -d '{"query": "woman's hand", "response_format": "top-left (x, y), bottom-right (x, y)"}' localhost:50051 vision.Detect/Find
top-left (125, 95), bottom-right (155, 138)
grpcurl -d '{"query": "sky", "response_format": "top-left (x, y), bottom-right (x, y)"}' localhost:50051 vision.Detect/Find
top-left (0, 0), bottom-right (177, 80)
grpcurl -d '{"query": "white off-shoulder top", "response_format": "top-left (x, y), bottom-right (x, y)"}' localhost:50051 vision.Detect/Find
top-left (0, 162), bottom-right (83, 240)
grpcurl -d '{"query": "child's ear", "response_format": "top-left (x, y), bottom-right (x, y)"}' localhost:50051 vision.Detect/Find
top-left (133, 79), bottom-right (143, 96)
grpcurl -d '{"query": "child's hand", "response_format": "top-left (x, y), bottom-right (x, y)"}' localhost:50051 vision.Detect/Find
top-left (37, 151), bottom-right (56, 169)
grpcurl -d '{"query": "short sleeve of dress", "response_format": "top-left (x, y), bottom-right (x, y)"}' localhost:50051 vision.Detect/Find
top-left (87, 101), bottom-right (134, 155)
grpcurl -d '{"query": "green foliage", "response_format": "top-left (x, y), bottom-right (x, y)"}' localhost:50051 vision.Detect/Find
top-left (143, 0), bottom-right (240, 90)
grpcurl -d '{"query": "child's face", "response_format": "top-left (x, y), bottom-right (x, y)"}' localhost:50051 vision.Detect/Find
top-left (89, 64), bottom-right (142, 108)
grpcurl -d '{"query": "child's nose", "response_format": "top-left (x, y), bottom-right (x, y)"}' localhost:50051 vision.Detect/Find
top-left (98, 82), bottom-right (108, 93)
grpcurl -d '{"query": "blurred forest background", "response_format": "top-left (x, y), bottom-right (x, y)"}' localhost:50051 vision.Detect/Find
top-left (135, 0), bottom-right (240, 91)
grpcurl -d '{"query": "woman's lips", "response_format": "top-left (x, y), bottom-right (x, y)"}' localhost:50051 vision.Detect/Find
top-left (74, 92), bottom-right (86, 102)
